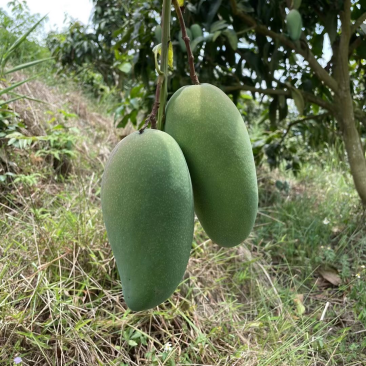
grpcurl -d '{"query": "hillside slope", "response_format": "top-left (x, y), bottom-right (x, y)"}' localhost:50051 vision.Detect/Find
top-left (0, 77), bottom-right (365, 366)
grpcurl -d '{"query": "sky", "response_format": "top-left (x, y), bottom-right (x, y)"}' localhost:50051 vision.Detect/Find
top-left (0, 0), bottom-right (94, 32)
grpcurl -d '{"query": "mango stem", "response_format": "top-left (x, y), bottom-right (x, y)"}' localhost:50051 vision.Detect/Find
top-left (172, 0), bottom-right (200, 85)
top-left (157, 0), bottom-right (172, 131)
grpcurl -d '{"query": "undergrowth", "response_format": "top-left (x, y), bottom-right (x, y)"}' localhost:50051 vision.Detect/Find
top-left (0, 81), bottom-right (365, 365)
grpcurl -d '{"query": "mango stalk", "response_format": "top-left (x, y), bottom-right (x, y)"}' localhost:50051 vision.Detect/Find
top-left (172, 0), bottom-right (200, 85)
top-left (157, 0), bottom-right (172, 131)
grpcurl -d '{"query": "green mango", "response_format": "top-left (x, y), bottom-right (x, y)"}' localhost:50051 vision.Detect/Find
top-left (190, 24), bottom-right (203, 40)
top-left (286, 9), bottom-right (302, 41)
top-left (101, 130), bottom-right (194, 311)
top-left (179, 29), bottom-right (192, 52)
top-left (164, 84), bottom-right (258, 248)
top-left (292, 0), bottom-right (302, 9)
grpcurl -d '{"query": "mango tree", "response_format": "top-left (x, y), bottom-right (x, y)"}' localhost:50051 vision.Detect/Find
top-left (225, 0), bottom-right (366, 205)
top-left (49, 0), bottom-right (366, 205)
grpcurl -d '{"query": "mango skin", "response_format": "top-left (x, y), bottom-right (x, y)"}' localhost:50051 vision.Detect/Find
top-left (164, 84), bottom-right (258, 248)
top-left (101, 130), bottom-right (194, 311)
top-left (190, 24), bottom-right (203, 40)
top-left (286, 9), bottom-right (302, 41)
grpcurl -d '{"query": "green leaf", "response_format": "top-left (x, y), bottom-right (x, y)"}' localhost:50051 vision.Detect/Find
top-left (191, 36), bottom-right (206, 52)
top-left (1, 14), bottom-right (48, 69)
top-left (210, 20), bottom-right (228, 33)
top-left (117, 114), bottom-right (130, 128)
top-left (290, 88), bottom-right (305, 115)
top-left (0, 75), bottom-right (39, 97)
top-left (130, 98), bottom-right (139, 109)
top-left (129, 109), bottom-right (138, 125)
top-left (5, 57), bottom-right (54, 75)
top-left (0, 175), bottom-right (6, 182)
top-left (223, 29), bottom-right (238, 50)
top-left (128, 340), bottom-right (138, 347)
top-left (7, 92), bottom-right (48, 105)
top-left (212, 31), bottom-right (222, 42)
top-left (131, 331), bottom-right (142, 339)
top-left (186, 3), bottom-right (197, 13)
top-left (0, 96), bottom-right (23, 107)
top-left (206, 0), bottom-right (223, 27)
top-left (119, 63), bottom-right (132, 74)
top-left (241, 93), bottom-right (252, 100)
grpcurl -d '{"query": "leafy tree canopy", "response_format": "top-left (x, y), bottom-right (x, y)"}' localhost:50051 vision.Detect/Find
top-left (48, 0), bottom-right (366, 201)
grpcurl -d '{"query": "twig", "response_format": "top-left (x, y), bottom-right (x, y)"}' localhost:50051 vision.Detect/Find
top-left (139, 75), bottom-right (164, 132)
top-left (172, 0), bottom-right (200, 85)
top-left (351, 12), bottom-right (366, 34)
top-left (320, 301), bottom-right (330, 321)
top-left (223, 84), bottom-right (336, 114)
top-left (229, 0), bottom-right (338, 93)
top-left (279, 113), bottom-right (330, 144)
top-left (139, 0), bottom-right (171, 132)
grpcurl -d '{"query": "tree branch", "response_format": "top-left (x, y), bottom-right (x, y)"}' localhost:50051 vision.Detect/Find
top-left (223, 84), bottom-right (289, 96)
top-left (222, 84), bottom-right (336, 114)
top-left (172, 0), bottom-right (199, 85)
top-left (229, 0), bottom-right (339, 92)
top-left (351, 12), bottom-right (366, 34)
top-left (355, 109), bottom-right (366, 129)
top-left (279, 113), bottom-right (330, 144)
top-left (338, 0), bottom-right (352, 99)
top-left (349, 36), bottom-right (363, 55)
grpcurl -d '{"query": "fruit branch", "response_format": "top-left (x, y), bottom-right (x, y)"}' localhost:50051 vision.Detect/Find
top-left (223, 84), bottom-right (336, 114)
top-left (351, 12), bottom-right (366, 34)
top-left (157, 0), bottom-right (172, 130)
top-left (172, 0), bottom-right (200, 85)
top-left (140, 75), bottom-right (163, 132)
top-left (229, 0), bottom-right (338, 93)
top-left (279, 113), bottom-right (330, 144)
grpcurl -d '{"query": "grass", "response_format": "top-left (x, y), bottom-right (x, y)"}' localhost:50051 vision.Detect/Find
top-left (1, 83), bottom-right (366, 365)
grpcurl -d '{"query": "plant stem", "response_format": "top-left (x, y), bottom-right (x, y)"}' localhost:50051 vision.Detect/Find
top-left (139, 75), bottom-right (164, 132)
top-left (172, 0), bottom-right (200, 85)
top-left (157, 0), bottom-right (172, 131)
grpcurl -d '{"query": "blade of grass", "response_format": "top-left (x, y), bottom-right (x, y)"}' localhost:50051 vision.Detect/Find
top-left (5, 57), bottom-right (53, 75)
top-left (0, 74), bottom-right (39, 97)
top-left (1, 14), bottom-right (48, 69)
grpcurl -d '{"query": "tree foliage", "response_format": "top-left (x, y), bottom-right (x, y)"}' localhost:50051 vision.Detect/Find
top-left (48, 0), bottom-right (366, 201)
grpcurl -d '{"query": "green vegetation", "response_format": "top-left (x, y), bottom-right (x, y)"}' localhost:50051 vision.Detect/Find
top-left (1, 93), bottom-right (365, 363)
top-left (165, 84), bottom-right (258, 247)
top-left (286, 9), bottom-right (303, 41)
top-left (190, 24), bottom-right (203, 40)
top-left (101, 130), bottom-right (194, 311)
top-left (50, 0), bottom-right (366, 205)
top-left (178, 28), bottom-right (192, 52)
top-left (0, 0), bottom-right (366, 365)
